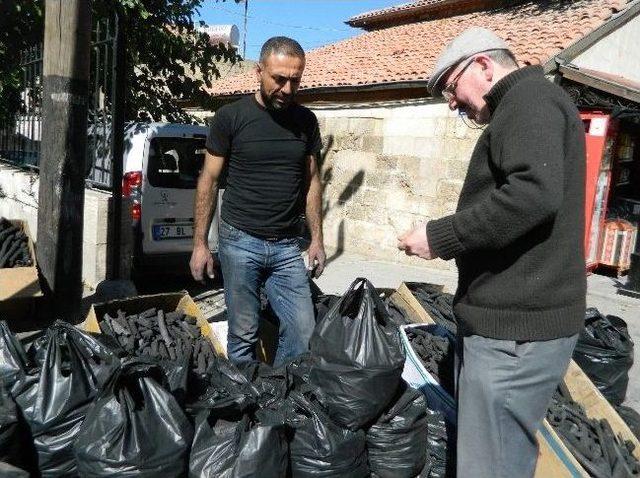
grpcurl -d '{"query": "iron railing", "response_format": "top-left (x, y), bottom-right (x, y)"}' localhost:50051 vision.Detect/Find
top-left (0, 16), bottom-right (119, 189)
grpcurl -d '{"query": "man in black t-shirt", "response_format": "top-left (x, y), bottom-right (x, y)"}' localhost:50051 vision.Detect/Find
top-left (190, 37), bottom-right (325, 366)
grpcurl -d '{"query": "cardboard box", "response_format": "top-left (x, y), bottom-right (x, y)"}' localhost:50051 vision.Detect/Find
top-left (81, 291), bottom-right (226, 357)
top-left (400, 323), bottom-right (457, 425)
top-left (0, 220), bottom-right (42, 301)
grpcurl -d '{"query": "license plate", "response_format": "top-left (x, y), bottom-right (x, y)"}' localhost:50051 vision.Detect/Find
top-left (152, 224), bottom-right (193, 240)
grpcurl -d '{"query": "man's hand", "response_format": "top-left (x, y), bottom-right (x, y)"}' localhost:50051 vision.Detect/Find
top-left (398, 223), bottom-right (435, 260)
top-left (190, 243), bottom-right (216, 282)
top-left (307, 240), bottom-right (326, 278)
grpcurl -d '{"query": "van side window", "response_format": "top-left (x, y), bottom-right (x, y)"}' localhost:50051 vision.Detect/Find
top-left (147, 137), bottom-right (206, 189)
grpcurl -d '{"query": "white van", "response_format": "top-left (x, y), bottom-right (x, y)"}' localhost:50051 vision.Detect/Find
top-left (120, 123), bottom-right (219, 276)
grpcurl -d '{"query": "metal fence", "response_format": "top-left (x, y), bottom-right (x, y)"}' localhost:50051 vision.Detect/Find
top-left (0, 17), bottom-right (118, 189)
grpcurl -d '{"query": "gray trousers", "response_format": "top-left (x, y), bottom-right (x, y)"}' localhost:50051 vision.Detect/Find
top-left (456, 333), bottom-right (578, 478)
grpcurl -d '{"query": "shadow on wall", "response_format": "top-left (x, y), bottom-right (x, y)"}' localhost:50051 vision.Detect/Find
top-left (317, 134), bottom-right (365, 266)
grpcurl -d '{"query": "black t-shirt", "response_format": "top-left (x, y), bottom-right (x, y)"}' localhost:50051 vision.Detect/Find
top-left (206, 95), bottom-right (322, 238)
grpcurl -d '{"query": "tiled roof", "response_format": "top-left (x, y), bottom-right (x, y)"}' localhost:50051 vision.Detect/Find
top-left (348, 0), bottom-right (445, 23)
top-left (207, 0), bottom-right (629, 98)
top-left (346, 0), bottom-right (481, 28)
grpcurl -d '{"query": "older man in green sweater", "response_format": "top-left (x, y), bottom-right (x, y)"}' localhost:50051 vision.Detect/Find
top-left (398, 28), bottom-right (586, 477)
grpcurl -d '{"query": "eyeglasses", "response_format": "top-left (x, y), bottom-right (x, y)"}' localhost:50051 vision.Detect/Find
top-left (442, 56), bottom-right (476, 101)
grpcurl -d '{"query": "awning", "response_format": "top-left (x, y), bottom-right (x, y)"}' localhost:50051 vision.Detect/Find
top-left (559, 64), bottom-right (640, 104)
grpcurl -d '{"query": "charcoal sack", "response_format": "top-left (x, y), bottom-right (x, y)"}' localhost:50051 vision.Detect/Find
top-left (74, 359), bottom-right (193, 477)
top-left (286, 390), bottom-right (369, 478)
top-left (0, 320), bottom-right (30, 389)
top-left (0, 384), bottom-right (30, 471)
top-left (238, 361), bottom-right (290, 409)
top-left (0, 461), bottom-right (29, 477)
top-left (423, 408), bottom-right (456, 478)
top-left (573, 308), bottom-right (634, 405)
top-left (13, 321), bottom-right (118, 477)
top-left (367, 384), bottom-right (429, 478)
top-left (187, 356), bottom-right (258, 418)
top-left (188, 410), bottom-right (287, 478)
top-left (309, 278), bottom-right (405, 430)
top-left (615, 405), bottom-right (640, 441)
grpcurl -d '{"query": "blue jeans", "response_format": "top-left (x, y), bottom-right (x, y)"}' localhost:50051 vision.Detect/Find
top-left (218, 220), bottom-right (315, 367)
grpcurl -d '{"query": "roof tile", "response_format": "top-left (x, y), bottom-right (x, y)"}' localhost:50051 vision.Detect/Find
top-left (207, 0), bottom-right (627, 97)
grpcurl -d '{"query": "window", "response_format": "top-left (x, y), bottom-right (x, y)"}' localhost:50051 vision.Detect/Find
top-left (147, 137), bottom-right (206, 189)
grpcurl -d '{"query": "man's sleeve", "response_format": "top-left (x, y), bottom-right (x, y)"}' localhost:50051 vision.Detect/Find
top-left (206, 106), bottom-right (232, 157)
top-left (427, 96), bottom-right (568, 260)
top-left (306, 111), bottom-right (323, 156)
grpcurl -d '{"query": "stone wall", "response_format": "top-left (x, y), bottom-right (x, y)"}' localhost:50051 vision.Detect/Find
top-left (312, 100), bottom-right (482, 270)
top-left (0, 163), bottom-right (132, 288)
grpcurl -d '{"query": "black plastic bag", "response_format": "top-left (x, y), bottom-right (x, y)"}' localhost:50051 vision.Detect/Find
top-left (615, 405), bottom-right (640, 441)
top-left (285, 390), bottom-right (369, 478)
top-left (573, 308), bottom-right (634, 405)
top-left (238, 360), bottom-right (290, 409)
top-left (309, 278), bottom-right (405, 430)
top-left (367, 384), bottom-right (429, 478)
top-left (0, 323), bottom-right (37, 475)
top-left (0, 321), bottom-right (31, 389)
top-left (189, 409), bottom-right (287, 478)
top-left (0, 384), bottom-right (25, 470)
top-left (187, 356), bottom-right (259, 418)
top-left (13, 321), bottom-right (118, 477)
top-left (313, 294), bottom-right (341, 324)
top-left (284, 353), bottom-right (315, 390)
top-left (0, 385), bottom-right (19, 461)
top-left (0, 461), bottom-right (29, 477)
top-left (422, 408), bottom-right (456, 478)
top-left (74, 359), bottom-right (193, 477)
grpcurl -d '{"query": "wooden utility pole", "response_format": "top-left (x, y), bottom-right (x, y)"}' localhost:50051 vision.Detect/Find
top-left (37, 0), bottom-right (91, 319)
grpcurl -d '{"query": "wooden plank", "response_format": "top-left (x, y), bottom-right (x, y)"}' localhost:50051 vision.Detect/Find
top-left (396, 282), bottom-right (438, 323)
top-left (562, 360), bottom-right (640, 459)
top-left (397, 281), bottom-right (589, 477)
top-left (388, 290), bottom-right (427, 324)
top-left (536, 421), bottom-right (589, 478)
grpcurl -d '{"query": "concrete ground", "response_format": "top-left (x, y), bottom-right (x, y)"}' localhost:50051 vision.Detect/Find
top-left (314, 252), bottom-right (640, 413)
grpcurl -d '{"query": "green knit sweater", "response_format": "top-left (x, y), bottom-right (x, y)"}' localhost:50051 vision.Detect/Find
top-left (427, 66), bottom-right (586, 341)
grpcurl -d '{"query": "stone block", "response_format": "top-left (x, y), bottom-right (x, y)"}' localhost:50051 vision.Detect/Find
top-left (434, 118), bottom-right (449, 137)
top-left (349, 117), bottom-right (381, 136)
top-left (384, 135), bottom-right (423, 157)
top-left (454, 119), bottom-right (469, 139)
top-left (382, 117), bottom-right (436, 138)
top-left (365, 169), bottom-right (402, 190)
top-left (414, 138), bottom-right (444, 160)
top-left (375, 154), bottom-right (401, 171)
top-left (361, 135), bottom-right (384, 154)
top-left (417, 156), bottom-right (447, 182)
top-left (332, 150), bottom-right (377, 172)
top-left (437, 179), bottom-right (464, 204)
top-left (385, 188), bottom-right (411, 211)
top-left (388, 157), bottom-right (415, 181)
top-left (445, 159), bottom-right (470, 181)
top-left (443, 138), bottom-right (476, 161)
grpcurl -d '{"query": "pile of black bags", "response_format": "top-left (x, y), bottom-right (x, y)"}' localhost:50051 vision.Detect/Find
top-left (0, 278), bottom-right (444, 477)
top-left (1, 320), bottom-right (119, 476)
top-left (573, 308), bottom-right (634, 406)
